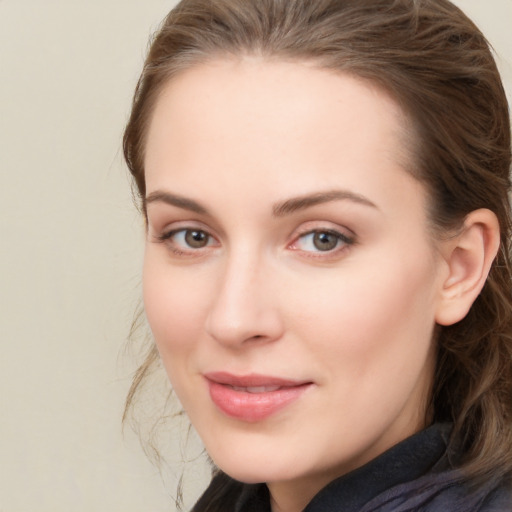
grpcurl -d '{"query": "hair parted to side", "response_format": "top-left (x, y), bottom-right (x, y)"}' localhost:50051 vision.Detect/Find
top-left (124, 0), bottom-right (512, 487)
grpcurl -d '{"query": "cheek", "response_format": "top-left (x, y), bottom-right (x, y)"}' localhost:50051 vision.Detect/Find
top-left (142, 256), bottom-right (215, 409)
top-left (288, 250), bottom-right (438, 373)
top-left (142, 254), bottom-right (209, 354)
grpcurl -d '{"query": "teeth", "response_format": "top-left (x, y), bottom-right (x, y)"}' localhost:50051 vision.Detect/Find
top-left (231, 385), bottom-right (281, 393)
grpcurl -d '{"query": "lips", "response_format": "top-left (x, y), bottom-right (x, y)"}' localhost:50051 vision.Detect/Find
top-left (204, 372), bottom-right (312, 422)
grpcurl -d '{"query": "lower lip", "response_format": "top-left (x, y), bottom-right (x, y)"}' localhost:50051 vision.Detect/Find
top-left (206, 380), bottom-right (311, 422)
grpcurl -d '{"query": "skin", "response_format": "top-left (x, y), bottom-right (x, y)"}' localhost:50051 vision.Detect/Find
top-left (142, 57), bottom-right (454, 512)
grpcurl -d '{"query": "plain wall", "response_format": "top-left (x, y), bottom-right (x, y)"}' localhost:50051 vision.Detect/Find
top-left (0, 1), bottom-right (510, 511)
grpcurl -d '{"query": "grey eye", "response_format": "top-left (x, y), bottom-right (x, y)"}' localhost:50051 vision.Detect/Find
top-left (312, 231), bottom-right (339, 251)
top-left (293, 229), bottom-right (353, 254)
top-left (184, 229), bottom-right (210, 248)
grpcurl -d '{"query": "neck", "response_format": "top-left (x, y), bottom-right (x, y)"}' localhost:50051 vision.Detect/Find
top-left (267, 473), bottom-right (334, 512)
top-left (269, 486), bottom-right (311, 512)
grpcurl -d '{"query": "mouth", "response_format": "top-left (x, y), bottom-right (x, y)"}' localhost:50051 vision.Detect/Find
top-left (204, 372), bottom-right (313, 422)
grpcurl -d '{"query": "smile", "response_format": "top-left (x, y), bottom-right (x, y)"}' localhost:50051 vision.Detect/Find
top-left (204, 372), bottom-right (313, 422)
top-left (231, 385), bottom-right (281, 393)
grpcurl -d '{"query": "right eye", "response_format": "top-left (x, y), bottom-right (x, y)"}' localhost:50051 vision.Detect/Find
top-left (158, 228), bottom-right (217, 253)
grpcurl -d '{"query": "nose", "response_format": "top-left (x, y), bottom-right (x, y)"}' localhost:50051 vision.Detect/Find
top-left (205, 252), bottom-right (284, 348)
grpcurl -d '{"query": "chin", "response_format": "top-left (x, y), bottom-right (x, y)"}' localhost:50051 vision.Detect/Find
top-left (216, 463), bottom-right (296, 485)
top-left (205, 439), bottom-right (314, 485)
top-left (206, 448), bottom-right (275, 483)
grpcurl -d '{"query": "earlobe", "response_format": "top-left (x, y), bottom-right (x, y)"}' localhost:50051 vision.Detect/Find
top-left (435, 209), bottom-right (500, 327)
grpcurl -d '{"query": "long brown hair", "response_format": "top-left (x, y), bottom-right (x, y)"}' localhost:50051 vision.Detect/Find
top-left (123, 0), bottom-right (512, 496)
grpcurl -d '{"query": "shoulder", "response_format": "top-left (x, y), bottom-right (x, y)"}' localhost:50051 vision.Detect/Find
top-left (481, 484), bottom-right (512, 511)
top-left (353, 469), bottom-right (512, 512)
top-left (365, 474), bottom-right (512, 512)
top-left (421, 478), bottom-right (512, 512)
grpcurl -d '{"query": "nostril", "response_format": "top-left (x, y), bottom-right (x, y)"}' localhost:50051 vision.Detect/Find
top-left (247, 334), bottom-right (267, 342)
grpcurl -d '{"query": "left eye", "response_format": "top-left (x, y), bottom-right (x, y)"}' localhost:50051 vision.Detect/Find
top-left (293, 230), bottom-right (351, 252)
top-left (165, 228), bottom-right (214, 249)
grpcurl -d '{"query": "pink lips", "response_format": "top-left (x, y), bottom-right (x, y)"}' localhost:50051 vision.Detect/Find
top-left (204, 372), bottom-right (312, 422)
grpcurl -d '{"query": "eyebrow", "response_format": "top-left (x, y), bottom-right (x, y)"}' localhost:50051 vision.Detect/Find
top-left (144, 188), bottom-right (377, 217)
top-left (145, 190), bottom-right (210, 215)
top-left (272, 189), bottom-right (378, 216)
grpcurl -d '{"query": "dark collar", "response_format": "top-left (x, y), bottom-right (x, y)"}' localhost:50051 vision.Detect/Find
top-left (304, 423), bottom-right (451, 511)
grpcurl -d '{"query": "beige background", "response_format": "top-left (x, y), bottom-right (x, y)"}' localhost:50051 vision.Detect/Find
top-left (0, 1), bottom-right (510, 511)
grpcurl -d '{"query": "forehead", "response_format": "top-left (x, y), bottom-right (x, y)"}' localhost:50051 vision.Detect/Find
top-left (144, 57), bottom-right (424, 218)
top-left (146, 57), bottom-right (410, 164)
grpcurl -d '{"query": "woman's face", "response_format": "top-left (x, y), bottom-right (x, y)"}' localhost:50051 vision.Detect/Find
top-left (143, 58), bottom-right (449, 500)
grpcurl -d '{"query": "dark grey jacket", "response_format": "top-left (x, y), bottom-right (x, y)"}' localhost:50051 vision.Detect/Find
top-left (195, 424), bottom-right (511, 512)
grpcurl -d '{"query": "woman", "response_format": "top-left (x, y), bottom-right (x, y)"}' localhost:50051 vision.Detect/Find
top-left (123, 0), bottom-right (512, 510)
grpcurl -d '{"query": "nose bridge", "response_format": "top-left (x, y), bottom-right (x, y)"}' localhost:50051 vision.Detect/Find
top-left (205, 245), bottom-right (282, 347)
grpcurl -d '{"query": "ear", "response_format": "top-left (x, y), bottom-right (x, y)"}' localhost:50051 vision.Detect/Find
top-left (435, 209), bottom-right (500, 326)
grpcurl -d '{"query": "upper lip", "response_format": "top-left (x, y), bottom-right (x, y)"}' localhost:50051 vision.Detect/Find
top-left (204, 371), bottom-right (311, 388)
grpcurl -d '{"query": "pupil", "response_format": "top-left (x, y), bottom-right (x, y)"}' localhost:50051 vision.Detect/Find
top-left (185, 230), bottom-right (208, 248)
top-left (313, 232), bottom-right (337, 251)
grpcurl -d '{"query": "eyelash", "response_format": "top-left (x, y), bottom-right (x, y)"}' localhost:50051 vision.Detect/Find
top-left (289, 229), bottom-right (355, 257)
top-left (155, 226), bottom-right (355, 258)
top-left (156, 228), bottom-right (217, 256)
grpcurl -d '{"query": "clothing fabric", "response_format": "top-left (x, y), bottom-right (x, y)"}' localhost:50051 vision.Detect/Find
top-left (217, 423), bottom-right (511, 511)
